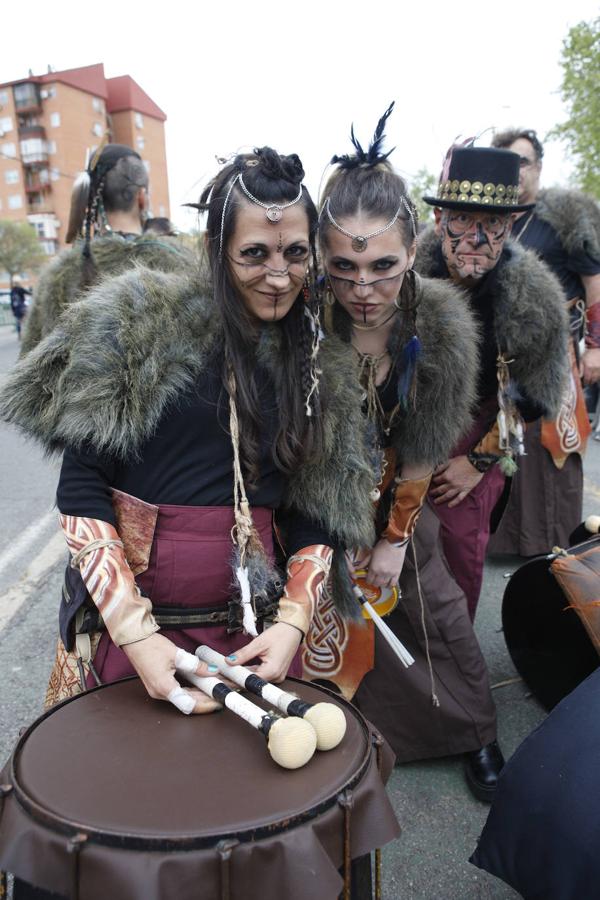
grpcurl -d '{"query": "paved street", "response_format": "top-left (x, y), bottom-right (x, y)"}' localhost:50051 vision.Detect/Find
top-left (1, 322), bottom-right (599, 899)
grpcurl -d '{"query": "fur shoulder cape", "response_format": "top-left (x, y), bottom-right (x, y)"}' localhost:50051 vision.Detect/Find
top-left (20, 233), bottom-right (197, 355)
top-left (331, 276), bottom-right (479, 467)
top-left (1, 267), bottom-right (376, 558)
top-left (415, 226), bottom-right (569, 418)
top-left (536, 188), bottom-right (600, 262)
top-left (388, 276), bottom-right (479, 466)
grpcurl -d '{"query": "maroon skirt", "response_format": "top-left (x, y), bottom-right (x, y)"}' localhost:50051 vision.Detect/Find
top-left (89, 504), bottom-right (301, 685)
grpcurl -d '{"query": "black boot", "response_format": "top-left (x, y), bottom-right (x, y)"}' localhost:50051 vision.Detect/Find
top-left (464, 740), bottom-right (505, 802)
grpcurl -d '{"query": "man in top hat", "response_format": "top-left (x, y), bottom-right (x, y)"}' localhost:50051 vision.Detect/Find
top-left (487, 128), bottom-right (600, 556)
top-left (407, 143), bottom-right (569, 799)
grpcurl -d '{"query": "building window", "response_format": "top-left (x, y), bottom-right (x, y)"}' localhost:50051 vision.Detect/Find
top-left (47, 140), bottom-right (57, 154)
top-left (41, 240), bottom-right (57, 255)
top-left (8, 194), bottom-right (23, 209)
top-left (50, 112), bottom-right (60, 128)
top-left (1, 142), bottom-right (16, 158)
top-left (135, 112), bottom-right (143, 129)
top-left (14, 82), bottom-right (40, 110)
top-left (136, 136), bottom-right (145, 150)
top-left (159, 205), bottom-right (166, 217)
top-left (4, 169), bottom-right (19, 184)
top-left (92, 122), bottom-right (104, 137)
top-left (50, 167), bottom-right (59, 181)
top-left (0, 91), bottom-right (8, 106)
top-left (143, 160), bottom-right (151, 173)
top-left (0, 117), bottom-right (13, 134)
top-left (92, 97), bottom-right (103, 113)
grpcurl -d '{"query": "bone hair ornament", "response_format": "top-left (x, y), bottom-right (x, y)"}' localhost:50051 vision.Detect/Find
top-left (174, 650), bottom-right (317, 769)
top-left (196, 645), bottom-right (347, 751)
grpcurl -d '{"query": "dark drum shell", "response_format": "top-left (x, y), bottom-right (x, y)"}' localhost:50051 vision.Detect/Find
top-left (0, 677), bottom-right (399, 900)
top-left (502, 545), bottom-right (600, 710)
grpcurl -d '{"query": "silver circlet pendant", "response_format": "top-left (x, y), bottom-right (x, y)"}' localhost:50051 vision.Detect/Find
top-left (266, 207), bottom-right (283, 223)
top-left (351, 236), bottom-right (368, 252)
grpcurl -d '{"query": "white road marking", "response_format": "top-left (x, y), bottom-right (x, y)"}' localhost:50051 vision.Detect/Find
top-left (0, 510), bottom-right (57, 581)
top-left (0, 531), bottom-right (66, 633)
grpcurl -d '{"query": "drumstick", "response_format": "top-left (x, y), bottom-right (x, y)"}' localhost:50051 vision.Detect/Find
top-left (174, 653), bottom-right (317, 769)
top-left (352, 584), bottom-right (415, 667)
top-left (195, 645), bottom-right (347, 751)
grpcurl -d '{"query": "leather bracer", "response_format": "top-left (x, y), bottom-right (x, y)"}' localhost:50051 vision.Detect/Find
top-left (60, 515), bottom-right (159, 647)
top-left (275, 544), bottom-right (333, 637)
top-left (381, 471), bottom-right (432, 546)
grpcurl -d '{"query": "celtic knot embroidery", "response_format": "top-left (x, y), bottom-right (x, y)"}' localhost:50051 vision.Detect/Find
top-left (303, 587), bottom-right (348, 676)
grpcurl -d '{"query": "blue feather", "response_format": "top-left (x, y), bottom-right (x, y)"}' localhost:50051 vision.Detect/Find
top-left (397, 335), bottom-right (422, 409)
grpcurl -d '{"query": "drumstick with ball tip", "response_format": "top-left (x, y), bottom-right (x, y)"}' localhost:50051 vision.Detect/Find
top-left (195, 645), bottom-right (347, 751)
top-left (173, 649), bottom-right (317, 769)
top-left (352, 584), bottom-right (415, 668)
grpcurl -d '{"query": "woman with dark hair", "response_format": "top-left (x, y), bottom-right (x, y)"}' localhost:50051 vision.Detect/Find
top-left (303, 107), bottom-right (501, 798)
top-left (1, 147), bottom-right (376, 714)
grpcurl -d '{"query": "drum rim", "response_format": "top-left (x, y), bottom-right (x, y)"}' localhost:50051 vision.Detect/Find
top-left (8, 677), bottom-right (374, 852)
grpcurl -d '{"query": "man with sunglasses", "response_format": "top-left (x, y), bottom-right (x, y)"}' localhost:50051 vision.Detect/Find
top-left (488, 128), bottom-right (600, 557)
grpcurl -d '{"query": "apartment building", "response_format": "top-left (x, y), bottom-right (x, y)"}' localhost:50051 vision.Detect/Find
top-left (0, 63), bottom-right (170, 274)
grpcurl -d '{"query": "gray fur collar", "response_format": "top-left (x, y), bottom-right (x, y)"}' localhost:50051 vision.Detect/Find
top-left (536, 187), bottom-right (600, 260)
top-left (1, 266), bottom-right (376, 563)
top-left (415, 226), bottom-right (569, 418)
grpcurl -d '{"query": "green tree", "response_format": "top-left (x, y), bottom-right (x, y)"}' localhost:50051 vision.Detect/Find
top-left (0, 220), bottom-right (46, 287)
top-left (407, 167), bottom-right (437, 229)
top-left (549, 17), bottom-right (600, 198)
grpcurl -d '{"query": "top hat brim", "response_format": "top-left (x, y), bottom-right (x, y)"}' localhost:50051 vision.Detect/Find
top-left (422, 195), bottom-right (535, 214)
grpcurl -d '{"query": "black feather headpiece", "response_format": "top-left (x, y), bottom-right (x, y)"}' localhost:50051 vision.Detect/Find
top-left (330, 101), bottom-right (396, 169)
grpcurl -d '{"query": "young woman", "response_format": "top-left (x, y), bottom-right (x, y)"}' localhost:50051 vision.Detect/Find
top-left (1, 147), bottom-right (376, 716)
top-left (303, 108), bottom-right (501, 795)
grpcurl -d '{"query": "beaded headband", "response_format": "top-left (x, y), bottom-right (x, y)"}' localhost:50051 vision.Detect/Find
top-left (322, 195), bottom-right (416, 252)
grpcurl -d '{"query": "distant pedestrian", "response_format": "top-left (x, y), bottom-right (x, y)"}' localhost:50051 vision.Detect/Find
top-left (9, 282), bottom-right (31, 339)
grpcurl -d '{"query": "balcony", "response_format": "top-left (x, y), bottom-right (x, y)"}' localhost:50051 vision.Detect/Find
top-left (25, 178), bottom-right (51, 195)
top-left (18, 124), bottom-right (46, 139)
top-left (20, 138), bottom-right (48, 165)
top-left (13, 83), bottom-right (41, 114)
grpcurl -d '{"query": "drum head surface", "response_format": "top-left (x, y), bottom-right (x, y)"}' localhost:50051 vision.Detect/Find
top-left (12, 678), bottom-right (369, 847)
top-left (502, 556), bottom-right (599, 710)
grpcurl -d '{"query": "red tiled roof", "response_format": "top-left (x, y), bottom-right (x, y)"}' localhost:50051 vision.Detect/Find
top-left (0, 63), bottom-right (108, 98)
top-left (106, 75), bottom-right (166, 122)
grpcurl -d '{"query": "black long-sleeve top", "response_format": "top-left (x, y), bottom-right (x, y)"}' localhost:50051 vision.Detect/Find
top-left (57, 362), bottom-right (332, 555)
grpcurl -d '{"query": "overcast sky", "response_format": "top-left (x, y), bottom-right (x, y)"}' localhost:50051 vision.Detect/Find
top-left (2, 0), bottom-right (598, 230)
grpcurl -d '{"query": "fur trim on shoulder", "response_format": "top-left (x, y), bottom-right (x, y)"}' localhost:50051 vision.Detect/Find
top-left (389, 276), bottom-right (479, 465)
top-left (2, 266), bottom-right (217, 458)
top-left (494, 242), bottom-right (569, 417)
top-left (20, 234), bottom-right (197, 355)
top-left (537, 188), bottom-right (600, 261)
top-left (414, 226), bottom-right (569, 419)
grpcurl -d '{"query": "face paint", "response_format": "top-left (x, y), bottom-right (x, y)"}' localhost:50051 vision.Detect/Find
top-left (440, 210), bottom-right (512, 284)
top-left (276, 232), bottom-right (283, 254)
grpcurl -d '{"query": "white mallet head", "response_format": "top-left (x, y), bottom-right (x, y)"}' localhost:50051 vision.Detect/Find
top-left (267, 717), bottom-right (317, 769)
top-left (585, 515), bottom-right (600, 534)
top-left (304, 703), bottom-right (347, 751)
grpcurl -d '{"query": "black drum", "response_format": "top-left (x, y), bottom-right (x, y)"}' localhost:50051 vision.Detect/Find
top-left (0, 677), bottom-right (399, 900)
top-left (502, 539), bottom-right (600, 710)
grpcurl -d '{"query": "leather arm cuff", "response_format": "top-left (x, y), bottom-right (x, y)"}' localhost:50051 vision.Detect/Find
top-left (275, 544), bottom-right (333, 637)
top-left (585, 302), bottom-right (600, 349)
top-left (60, 515), bottom-right (159, 648)
top-left (382, 471), bottom-right (432, 545)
